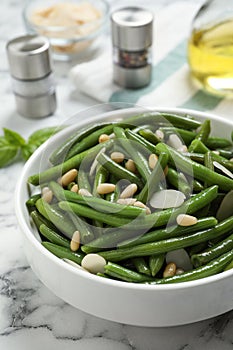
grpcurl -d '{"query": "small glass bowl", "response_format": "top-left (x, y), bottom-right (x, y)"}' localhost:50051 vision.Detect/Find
top-left (23, 0), bottom-right (109, 61)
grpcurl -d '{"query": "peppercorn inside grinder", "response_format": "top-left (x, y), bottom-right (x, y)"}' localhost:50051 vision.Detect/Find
top-left (111, 7), bottom-right (153, 89)
top-left (6, 35), bottom-right (56, 118)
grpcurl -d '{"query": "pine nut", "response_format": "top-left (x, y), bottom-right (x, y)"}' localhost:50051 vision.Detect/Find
top-left (176, 268), bottom-right (185, 275)
top-left (42, 186), bottom-right (50, 194)
top-left (168, 134), bottom-right (183, 150)
top-left (212, 150), bottom-right (220, 155)
top-left (81, 253), bottom-right (106, 274)
top-left (155, 129), bottom-right (164, 140)
top-left (110, 151), bottom-right (125, 163)
top-left (120, 183), bottom-right (138, 198)
top-left (176, 214), bottom-right (198, 226)
top-left (78, 188), bottom-right (92, 197)
top-left (61, 169), bottom-right (78, 187)
top-left (42, 187), bottom-right (53, 203)
top-left (148, 154), bottom-right (158, 169)
top-left (70, 231), bottom-right (80, 252)
top-left (178, 145), bottom-right (188, 153)
top-left (71, 184), bottom-right (79, 193)
top-left (117, 198), bottom-right (137, 205)
top-left (97, 183), bottom-right (116, 195)
top-left (125, 159), bottom-right (137, 173)
top-left (230, 158), bottom-right (233, 162)
top-left (98, 134), bottom-right (110, 143)
top-left (163, 262), bottom-right (177, 278)
top-left (134, 201), bottom-right (151, 214)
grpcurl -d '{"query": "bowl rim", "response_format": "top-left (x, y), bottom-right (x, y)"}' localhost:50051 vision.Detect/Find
top-left (23, 0), bottom-right (110, 35)
top-left (15, 106), bottom-right (233, 291)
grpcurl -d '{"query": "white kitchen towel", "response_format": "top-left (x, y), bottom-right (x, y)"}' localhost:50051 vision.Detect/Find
top-left (69, 1), bottom-right (233, 120)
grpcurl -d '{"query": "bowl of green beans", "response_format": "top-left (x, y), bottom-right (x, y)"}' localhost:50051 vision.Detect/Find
top-left (15, 107), bottom-right (233, 327)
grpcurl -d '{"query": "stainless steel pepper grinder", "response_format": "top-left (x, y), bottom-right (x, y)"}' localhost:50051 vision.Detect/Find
top-left (111, 7), bottom-right (153, 89)
top-left (6, 34), bottom-right (57, 118)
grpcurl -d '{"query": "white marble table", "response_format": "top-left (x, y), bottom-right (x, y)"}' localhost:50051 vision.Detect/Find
top-left (1, 1), bottom-right (233, 349)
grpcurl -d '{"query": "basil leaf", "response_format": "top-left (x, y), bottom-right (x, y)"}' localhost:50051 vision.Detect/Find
top-left (21, 144), bottom-right (37, 161)
top-left (0, 136), bottom-right (9, 146)
top-left (28, 126), bottom-right (64, 147)
top-left (3, 128), bottom-right (25, 146)
top-left (0, 145), bottom-right (18, 168)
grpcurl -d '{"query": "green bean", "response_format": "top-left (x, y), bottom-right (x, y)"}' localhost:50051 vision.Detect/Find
top-left (147, 250), bottom-right (233, 284)
top-left (184, 152), bottom-right (205, 163)
top-left (132, 124), bottom-right (152, 133)
top-left (204, 152), bottom-right (214, 188)
top-left (98, 216), bottom-right (233, 262)
top-left (114, 126), bottom-right (151, 182)
top-left (137, 152), bottom-right (168, 203)
top-left (149, 254), bottom-right (165, 277)
top-left (81, 227), bottom-right (141, 253)
top-left (30, 210), bottom-right (58, 232)
top-left (195, 119), bottom-right (211, 143)
top-left (139, 129), bottom-right (161, 145)
top-left (77, 168), bottom-right (92, 192)
top-left (206, 137), bottom-right (232, 150)
top-left (92, 164), bottom-right (108, 197)
top-left (188, 139), bottom-right (209, 154)
top-left (97, 152), bottom-right (143, 188)
top-left (36, 198), bottom-right (76, 238)
top-left (166, 168), bottom-right (191, 196)
top-left (42, 242), bottom-right (84, 265)
top-left (192, 179), bottom-right (204, 192)
top-left (66, 124), bottom-right (115, 160)
top-left (49, 122), bottom-right (111, 165)
top-left (118, 217), bottom-right (218, 248)
top-left (188, 242), bottom-right (209, 256)
top-left (105, 175), bottom-right (120, 202)
top-left (224, 259), bottom-right (233, 271)
top-left (26, 194), bottom-right (41, 209)
top-left (131, 257), bottom-right (151, 276)
top-left (104, 262), bottom-right (154, 283)
top-left (59, 201), bottom-right (132, 227)
top-left (39, 224), bottom-right (70, 248)
top-left (126, 128), bottom-right (156, 150)
top-left (192, 232), bottom-right (233, 267)
top-left (126, 112), bottom-right (201, 130)
top-left (204, 152), bottom-right (214, 171)
top-left (49, 180), bottom-right (145, 218)
top-left (28, 140), bottom-right (114, 186)
top-left (156, 143), bottom-right (233, 191)
top-left (216, 149), bottom-right (233, 159)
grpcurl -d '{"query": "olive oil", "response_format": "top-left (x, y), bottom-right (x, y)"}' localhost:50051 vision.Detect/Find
top-left (188, 19), bottom-right (233, 97)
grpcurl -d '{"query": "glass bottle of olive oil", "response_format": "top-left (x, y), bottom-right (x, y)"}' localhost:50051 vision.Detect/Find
top-left (188, 0), bottom-right (233, 97)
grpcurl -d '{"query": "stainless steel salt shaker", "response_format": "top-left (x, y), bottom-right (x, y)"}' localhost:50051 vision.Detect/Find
top-left (111, 7), bottom-right (153, 89)
top-left (6, 35), bottom-right (56, 118)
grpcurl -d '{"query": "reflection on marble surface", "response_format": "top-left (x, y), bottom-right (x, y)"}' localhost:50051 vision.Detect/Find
top-left (1, 0), bottom-right (233, 349)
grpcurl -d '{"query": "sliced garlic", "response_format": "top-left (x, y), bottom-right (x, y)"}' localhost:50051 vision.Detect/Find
top-left (149, 189), bottom-right (186, 209)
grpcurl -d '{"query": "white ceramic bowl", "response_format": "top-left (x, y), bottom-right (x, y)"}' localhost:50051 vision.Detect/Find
top-left (15, 107), bottom-right (233, 327)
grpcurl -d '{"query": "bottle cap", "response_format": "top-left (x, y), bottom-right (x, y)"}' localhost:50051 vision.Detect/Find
top-left (111, 7), bottom-right (153, 51)
top-left (6, 34), bottom-right (52, 80)
top-left (6, 35), bottom-right (56, 118)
